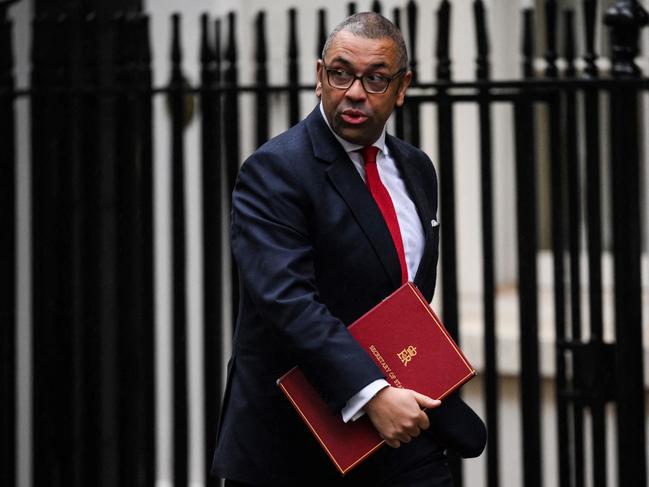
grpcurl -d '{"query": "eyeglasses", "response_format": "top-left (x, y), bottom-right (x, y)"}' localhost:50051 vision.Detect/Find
top-left (323, 64), bottom-right (406, 94)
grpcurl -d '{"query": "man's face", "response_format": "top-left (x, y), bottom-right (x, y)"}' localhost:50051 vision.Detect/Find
top-left (316, 31), bottom-right (412, 147)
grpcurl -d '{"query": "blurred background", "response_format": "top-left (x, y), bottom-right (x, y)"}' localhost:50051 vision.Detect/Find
top-left (1, 0), bottom-right (649, 486)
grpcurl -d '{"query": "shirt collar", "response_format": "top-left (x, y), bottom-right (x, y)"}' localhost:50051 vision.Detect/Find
top-left (318, 102), bottom-right (387, 156)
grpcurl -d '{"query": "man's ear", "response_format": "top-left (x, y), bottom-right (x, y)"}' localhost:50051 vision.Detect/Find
top-left (395, 70), bottom-right (412, 108)
top-left (315, 60), bottom-right (323, 97)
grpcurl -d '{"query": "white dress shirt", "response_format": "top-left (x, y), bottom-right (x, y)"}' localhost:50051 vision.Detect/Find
top-left (318, 104), bottom-right (426, 422)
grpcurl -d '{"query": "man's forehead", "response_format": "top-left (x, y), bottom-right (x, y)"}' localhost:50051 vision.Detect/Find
top-left (325, 32), bottom-right (398, 65)
top-left (329, 31), bottom-right (397, 51)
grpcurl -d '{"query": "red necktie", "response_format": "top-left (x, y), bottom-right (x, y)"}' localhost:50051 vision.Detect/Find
top-left (361, 146), bottom-right (408, 284)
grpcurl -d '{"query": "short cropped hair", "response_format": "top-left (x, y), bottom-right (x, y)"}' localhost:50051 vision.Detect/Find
top-left (321, 12), bottom-right (409, 70)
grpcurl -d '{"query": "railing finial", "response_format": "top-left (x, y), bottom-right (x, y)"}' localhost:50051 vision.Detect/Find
top-left (604, 0), bottom-right (649, 78)
top-left (473, 0), bottom-right (490, 80)
top-left (0, 0), bottom-right (22, 19)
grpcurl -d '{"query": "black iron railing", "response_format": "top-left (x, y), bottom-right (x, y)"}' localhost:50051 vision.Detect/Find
top-left (1, 1), bottom-right (648, 486)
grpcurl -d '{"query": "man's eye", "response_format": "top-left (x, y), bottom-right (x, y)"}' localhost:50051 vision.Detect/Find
top-left (332, 69), bottom-right (350, 77)
top-left (365, 73), bottom-right (386, 83)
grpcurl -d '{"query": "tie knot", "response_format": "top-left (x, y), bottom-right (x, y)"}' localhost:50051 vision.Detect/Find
top-left (360, 146), bottom-right (379, 165)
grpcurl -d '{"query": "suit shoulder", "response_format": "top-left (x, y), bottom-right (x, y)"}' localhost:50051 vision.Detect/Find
top-left (389, 135), bottom-right (432, 161)
top-left (236, 121), bottom-right (312, 188)
top-left (253, 121), bottom-right (311, 162)
top-left (388, 135), bottom-right (436, 176)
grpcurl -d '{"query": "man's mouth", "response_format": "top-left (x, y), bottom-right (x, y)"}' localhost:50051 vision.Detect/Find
top-left (340, 109), bottom-right (369, 125)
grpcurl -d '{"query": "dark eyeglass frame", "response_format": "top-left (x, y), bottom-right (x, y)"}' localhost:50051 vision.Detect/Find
top-left (322, 64), bottom-right (407, 94)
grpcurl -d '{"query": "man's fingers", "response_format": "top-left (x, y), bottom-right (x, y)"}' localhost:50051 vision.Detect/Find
top-left (385, 438), bottom-right (401, 448)
top-left (416, 410), bottom-right (430, 430)
top-left (413, 391), bottom-right (441, 409)
top-left (365, 388), bottom-right (440, 450)
top-left (385, 431), bottom-right (410, 446)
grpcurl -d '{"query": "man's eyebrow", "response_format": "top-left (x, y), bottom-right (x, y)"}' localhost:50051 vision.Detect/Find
top-left (326, 57), bottom-right (390, 70)
top-left (326, 56), bottom-right (352, 67)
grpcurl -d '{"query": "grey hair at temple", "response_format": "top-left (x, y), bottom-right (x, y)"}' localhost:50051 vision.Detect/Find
top-left (320, 12), bottom-right (409, 70)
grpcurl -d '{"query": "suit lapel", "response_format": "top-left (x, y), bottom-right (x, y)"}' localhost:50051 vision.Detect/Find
top-left (387, 136), bottom-right (438, 296)
top-left (326, 158), bottom-right (403, 287)
top-left (305, 108), bottom-right (402, 288)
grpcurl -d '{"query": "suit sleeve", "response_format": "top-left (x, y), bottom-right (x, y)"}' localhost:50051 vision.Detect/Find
top-left (427, 394), bottom-right (487, 458)
top-left (231, 151), bottom-right (384, 411)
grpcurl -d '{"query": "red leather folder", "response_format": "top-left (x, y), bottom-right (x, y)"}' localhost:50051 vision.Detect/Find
top-left (277, 282), bottom-right (476, 475)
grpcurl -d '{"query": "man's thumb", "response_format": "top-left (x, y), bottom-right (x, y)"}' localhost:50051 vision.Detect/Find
top-left (413, 391), bottom-right (441, 409)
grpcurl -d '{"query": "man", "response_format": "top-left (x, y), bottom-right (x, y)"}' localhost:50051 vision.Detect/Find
top-left (212, 12), bottom-right (486, 487)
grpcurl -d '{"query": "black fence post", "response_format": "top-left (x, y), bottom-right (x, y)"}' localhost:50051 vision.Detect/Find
top-left (31, 14), bottom-right (78, 486)
top-left (287, 8), bottom-right (299, 127)
top-left (516, 8), bottom-right (542, 487)
top-left (93, 13), bottom-right (122, 486)
top-left (114, 12), bottom-right (155, 486)
top-left (200, 13), bottom-right (223, 487)
top-left (223, 11), bottom-right (240, 320)
top-left (542, 2), bottom-right (574, 487)
top-left (77, 13), bottom-right (102, 485)
top-left (392, 7), bottom-right (404, 139)
top-left (405, 0), bottom-right (419, 146)
top-left (138, 15), bottom-right (156, 486)
top-left (317, 9), bottom-right (326, 59)
top-left (561, 9), bottom-right (584, 487)
top-left (434, 2), bottom-right (462, 486)
top-left (0, 3), bottom-right (16, 486)
top-left (581, 2), bottom-right (609, 486)
top-left (255, 11), bottom-right (268, 147)
top-left (472, 3), bottom-right (499, 487)
top-left (435, 1), bottom-right (455, 334)
top-left (169, 13), bottom-right (188, 487)
top-left (64, 10), bottom-right (86, 487)
top-left (604, 2), bottom-right (648, 486)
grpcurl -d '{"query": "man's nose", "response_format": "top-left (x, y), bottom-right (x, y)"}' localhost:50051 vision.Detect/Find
top-left (345, 77), bottom-right (367, 100)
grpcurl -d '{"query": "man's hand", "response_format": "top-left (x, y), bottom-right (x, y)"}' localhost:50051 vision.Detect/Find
top-left (363, 387), bottom-right (441, 448)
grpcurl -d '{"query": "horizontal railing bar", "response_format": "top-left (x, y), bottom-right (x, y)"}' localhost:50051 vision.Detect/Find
top-left (4, 76), bottom-right (649, 98)
top-left (0, 90), bottom-right (566, 106)
top-left (408, 93), bottom-right (554, 103)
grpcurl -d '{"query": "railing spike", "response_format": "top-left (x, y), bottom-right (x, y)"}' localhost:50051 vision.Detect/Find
top-left (255, 11), bottom-right (267, 66)
top-left (225, 11), bottom-right (237, 67)
top-left (214, 18), bottom-right (221, 67)
top-left (563, 9), bottom-right (576, 78)
top-left (287, 8), bottom-right (300, 126)
top-left (582, 0), bottom-right (598, 77)
top-left (0, 2), bottom-right (13, 72)
top-left (544, 0), bottom-right (558, 77)
top-left (473, 0), bottom-right (490, 80)
top-left (200, 13), bottom-right (213, 65)
top-left (317, 9), bottom-right (327, 58)
top-left (171, 13), bottom-right (182, 67)
top-left (435, 0), bottom-right (452, 81)
top-left (288, 8), bottom-right (297, 61)
top-left (407, 0), bottom-right (418, 82)
top-left (140, 15), bottom-right (151, 65)
top-left (522, 8), bottom-right (534, 78)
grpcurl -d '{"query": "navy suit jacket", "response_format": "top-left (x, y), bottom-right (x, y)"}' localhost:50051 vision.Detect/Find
top-left (212, 107), bottom-right (486, 486)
